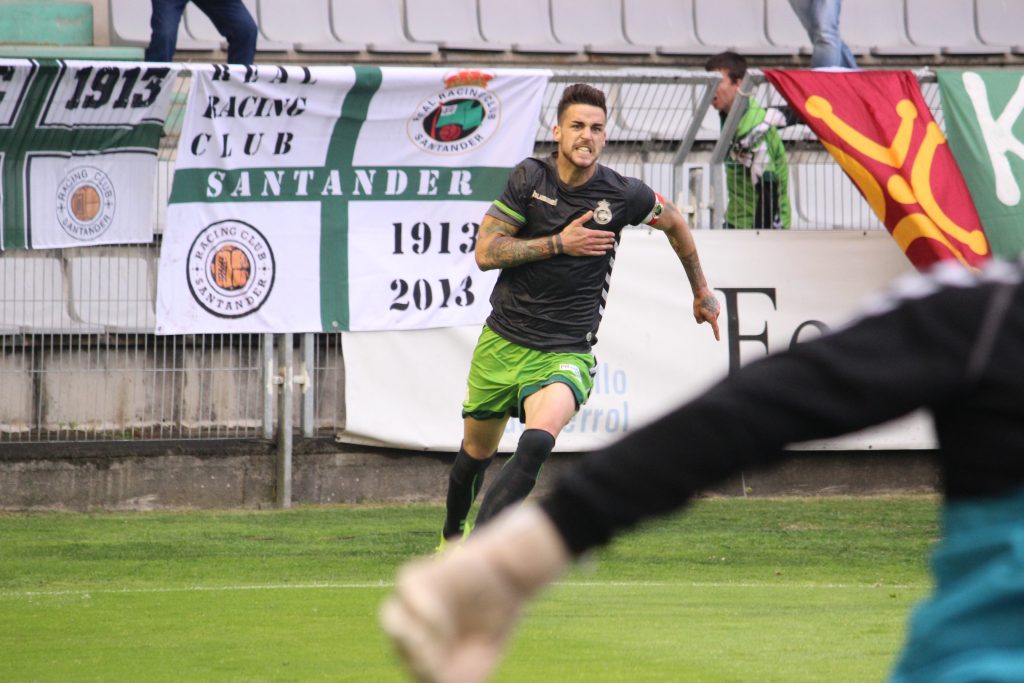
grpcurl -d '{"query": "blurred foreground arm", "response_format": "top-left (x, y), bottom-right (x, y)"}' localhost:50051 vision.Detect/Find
top-left (380, 506), bottom-right (570, 683)
top-left (381, 264), bottom-right (1023, 681)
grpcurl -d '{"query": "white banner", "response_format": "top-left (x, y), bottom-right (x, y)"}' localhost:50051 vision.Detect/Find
top-left (155, 65), bottom-right (549, 334)
top-left (0, 59), bottom-right (179, 250)
top-left (340, 230), bottom-right (934, 452)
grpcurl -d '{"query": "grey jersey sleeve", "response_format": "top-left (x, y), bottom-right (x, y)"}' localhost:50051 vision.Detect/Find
top-left (485, 159), bottom-right (539, 228)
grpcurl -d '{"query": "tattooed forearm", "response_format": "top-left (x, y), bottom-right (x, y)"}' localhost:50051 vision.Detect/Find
top-left (680, 251), bottom-right (707, 292)
top-left (665, 225), bottom-right (708, 293)
top-left (476, 217), bottom-right (562, 270)
top-left (486, 235), bottom-right (553, 269)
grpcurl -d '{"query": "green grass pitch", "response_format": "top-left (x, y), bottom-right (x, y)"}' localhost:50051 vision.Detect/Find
top-left (0, 496), bottom-right (938, 682)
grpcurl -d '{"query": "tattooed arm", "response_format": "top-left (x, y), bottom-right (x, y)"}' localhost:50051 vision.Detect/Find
top-left (475, 210), bottom-right (615, 271)
top-left (650, 200), bottom-right (722, 341)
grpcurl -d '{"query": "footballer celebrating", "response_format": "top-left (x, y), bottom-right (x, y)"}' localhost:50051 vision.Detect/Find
top-left (438, 83), bottom-right (721, 546)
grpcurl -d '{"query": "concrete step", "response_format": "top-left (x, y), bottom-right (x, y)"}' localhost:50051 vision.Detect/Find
top-left (0, 45), bottom-right (143, 60)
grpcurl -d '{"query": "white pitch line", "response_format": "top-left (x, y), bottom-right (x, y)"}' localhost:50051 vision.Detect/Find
top-left (0, 582), bottom-right (392, 598)
top-left (564, 581), bottom-right (925, 590)
top-left (0, 580), bottom-right (925, 600)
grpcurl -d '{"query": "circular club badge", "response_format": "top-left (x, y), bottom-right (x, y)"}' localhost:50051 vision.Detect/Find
top-left (187, 220), bottom-right (275, 318)
top-left (408, 70), bottom-right (501, 155)
top-left (55, 166), bottom-right (116, 241)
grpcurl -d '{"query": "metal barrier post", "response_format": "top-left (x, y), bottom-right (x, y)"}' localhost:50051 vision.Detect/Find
top-left (672, 77), bottom-right (717, 205)
top-left (299, 333), bottom-right (314, 438)
top-left (276, 333), bottom-right (293, 508)
top-left (708, 73), bottom-right (751, 230)
top-left (685, 166), bottom-right (704, 230)
top-left (262, 333), bottom-right (274, 440)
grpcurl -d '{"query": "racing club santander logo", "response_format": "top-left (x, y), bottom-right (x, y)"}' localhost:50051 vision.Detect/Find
top-left (55, 166), bottom-right (116, 241)
top-left (408, 70), bottom-right (501, 155)
top-left (187, 219), bottom-right (275, 318)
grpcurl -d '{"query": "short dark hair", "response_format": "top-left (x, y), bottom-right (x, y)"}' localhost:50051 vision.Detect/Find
top-left (556, 83), bottom-right (607, 123)
top-left (705, 51), bottom-right (747, 83)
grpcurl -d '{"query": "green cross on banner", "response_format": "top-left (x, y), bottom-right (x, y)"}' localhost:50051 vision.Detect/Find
top-left (156, 64), bottom-right (549, 334)
top-left (0, 58), bottom-right (179, 250)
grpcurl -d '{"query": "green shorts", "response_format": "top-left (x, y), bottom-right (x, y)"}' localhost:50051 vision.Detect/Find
top-left (462, 326), bottom-right (596, 422)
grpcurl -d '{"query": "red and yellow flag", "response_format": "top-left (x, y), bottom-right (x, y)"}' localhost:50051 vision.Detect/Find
top-left (764, 70), bottom-right (990, 271)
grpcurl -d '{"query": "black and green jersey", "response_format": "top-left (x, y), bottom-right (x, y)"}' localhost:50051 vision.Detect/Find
top-left (484, 154), bottom-right (657, 353)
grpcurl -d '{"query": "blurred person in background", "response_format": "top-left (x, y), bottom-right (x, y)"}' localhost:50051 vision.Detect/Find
top-left (788, 0), bottom-right (858, 69)
top-left (146, 0), bottom-right (257, 65)
top-left (706, 51), bottom-right (791, 230)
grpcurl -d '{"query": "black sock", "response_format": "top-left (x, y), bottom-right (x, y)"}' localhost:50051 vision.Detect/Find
top-left (474, 429), bottom-right (555, 528)
top-left (442, 444), bottom-right (494, 539)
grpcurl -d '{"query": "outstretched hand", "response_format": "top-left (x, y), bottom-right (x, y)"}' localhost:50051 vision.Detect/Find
top-left (694, 288), bottom-right (721, 341)
top-left (557, 211), bottom-right (616, 257)
top-left (380, 546), bottom-right (524, 683)
top-left (380, 507), bottom-right (571, 683)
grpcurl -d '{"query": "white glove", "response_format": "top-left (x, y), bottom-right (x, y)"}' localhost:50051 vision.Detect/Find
top-left (736, 122), bottom-right (771, 152)
top-left (380, 505), bottom-right (572, 683)
top-left (732, 108), bottom-right (784, 184)
top-left (730, 142), bottom-right (769, 183)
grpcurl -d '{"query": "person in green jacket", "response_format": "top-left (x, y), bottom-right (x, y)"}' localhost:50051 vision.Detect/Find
top-left (706, 51), bottom-right (791, 230)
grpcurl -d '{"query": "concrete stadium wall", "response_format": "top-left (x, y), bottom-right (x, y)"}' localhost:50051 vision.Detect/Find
top-left (0, 340), bottom-right (344, 438)
top-left (0, 439), bottom-right (940, 511)
top-left (0, 346), bottom-right (261, 435)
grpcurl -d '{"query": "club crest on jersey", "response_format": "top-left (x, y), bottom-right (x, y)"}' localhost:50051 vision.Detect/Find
top-left (408, 70), bottom-right (500, 155)
top-left (55, 166), bottom-right (116, 241)
top-left (187, 219), bottom-right (276, 318)
top-left (594, 199), bottom-right (613, 225)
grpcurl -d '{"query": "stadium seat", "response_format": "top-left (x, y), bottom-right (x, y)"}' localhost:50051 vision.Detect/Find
top-left (106, 0), bottom-right (145, 47)
top-left (0, 1), bottom-right (143, 59)
top-left (478, 0), bottom-right (582, 54)
top-left (66, 250), bottom-right (156, 332)
top-left (108, 0), bottom-right (220, 52)
top-left (329, 0), bottom-right (437, 54)
top-left (904, 0), bottom-right (1008, 55)
top-left (186, 0), bottom-right (290, 54)
top-left (976, 0), bottom-right (1024, 51)
top-left (693, 0), bottom-right (796, 56)
top-left (241, 0), bottom-right (290, 53)
top-left (0, 254), bottom-right (103, 334)
top-left (764, 0), bottom-right (812, 54)
top-left (842, 0), bottom-right (930, 56)
top-left (405, 0), bottom-right (508, 52)
top-left (180, 6), bottom-right (232, 52)
top-left (622, 0), bottom-right (724, 56)
top-left (550, 0), bottom-right (654, 56)
top-left (0, 1), bottom-right (92, 47)
top-left (256, 0), bottom-right (363, 53)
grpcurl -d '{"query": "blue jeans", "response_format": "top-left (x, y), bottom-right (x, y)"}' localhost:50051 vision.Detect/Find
top-left (145, 0), bottom-right (257, 65)
top-left (786, 0), bottom-right (857, 68)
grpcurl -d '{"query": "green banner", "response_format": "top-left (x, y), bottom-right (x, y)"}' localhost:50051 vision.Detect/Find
top-left (938, 70), bottom-right (1024, 259)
